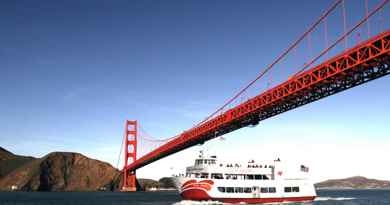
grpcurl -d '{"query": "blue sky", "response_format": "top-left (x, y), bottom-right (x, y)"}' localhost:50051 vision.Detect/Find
top-left (1, 0), bottom-right (389, 181)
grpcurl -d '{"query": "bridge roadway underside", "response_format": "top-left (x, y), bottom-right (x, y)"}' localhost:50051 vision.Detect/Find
top-left (127, 31), bottom-right (390, 172)
top-left (213, 54), bottom-right (390, 137)
top-left (168, 54), bottom-right (390, 154)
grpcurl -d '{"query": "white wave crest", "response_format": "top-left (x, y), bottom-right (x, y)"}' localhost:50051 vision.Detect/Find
top-left (173, 197), bottom-right (355, 205)
top-left (315, 197), bottom-right (356, 201)
top-left (173, 200), bottom-right (226, 205)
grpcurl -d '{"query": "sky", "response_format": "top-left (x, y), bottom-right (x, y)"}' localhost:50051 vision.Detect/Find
top-left (1, 0), bottom-right (390, 183)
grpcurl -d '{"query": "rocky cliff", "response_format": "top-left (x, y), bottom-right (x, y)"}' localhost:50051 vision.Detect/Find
top-left (315, 176), bottom-right (390, 189)
top-left (0, 147), bottom-right (35, 178)
top-left (0, 148), bottom-right (121, 191)
top-left (0, 147), bottom-right (176, 191)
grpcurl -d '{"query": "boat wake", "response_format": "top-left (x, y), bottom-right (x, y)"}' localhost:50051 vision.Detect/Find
top-left (173, 197), bottom-right (356, 205)
top-left (173, 200), bottom-right (225, 205)
top-left (315, 197), bottom-right (356, 201)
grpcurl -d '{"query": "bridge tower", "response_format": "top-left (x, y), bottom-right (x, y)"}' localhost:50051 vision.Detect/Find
top-left (122, 120), bottom-right (137, 191)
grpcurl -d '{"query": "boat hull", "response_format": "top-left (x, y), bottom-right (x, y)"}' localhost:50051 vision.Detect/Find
top-left (181, 188), bottom-right (316, 204)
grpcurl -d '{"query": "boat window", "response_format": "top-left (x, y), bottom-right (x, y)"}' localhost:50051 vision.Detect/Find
top-left (195, 159), bottom-right (203, 165)
top-left (200, 173), bottom-right (209, 179)
top-left (260, 187), bottom-right (276, 193)
top-left (185, 173), bottom-right (190, 177)
top-left (284, 187), bottom-right (292, 193)
top-left (292, 187), bottom-right (300, 192)
top-left (225, 174), bottom-right (238, 180)
top-left (246, 175), bottom-right (254, 180)
top-left (254, 175), bottom-right (262, 180)
top-left (211, 173), bottom-right (223, 179)
top-left (244, 187), bottom-right (252, 193)
top-left (263, 175), bottom-right (269, 180)
top-left (226, 187), bottom-right (234, 193)
top-left (220, 187), bottom-right (251, 193)
top-left (217, 187), bottom-right (225, 193)
top-left (195, 173), bottom-right (201, 178)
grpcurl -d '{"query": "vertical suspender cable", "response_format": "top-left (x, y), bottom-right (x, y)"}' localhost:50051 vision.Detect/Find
top-left (365, 0), bottom-right (371, 37)
top-left (379, 6), bottom-right (384, 32)
top-left (116, 126), bottom-right (125, 169)
top-left (308, 32), bottom-right (313, 60)
top-left (293, 0), bottom-right (389, 76)
top-left (267, 72), bottom-right (272, 89)
top-left (357, 32), bottom-right (362, 44)
top-left (324, 18), bottom-right (329, 58)
top-left (196, 0), bottom-right (343, 126)
top-left (342, 0), bottom-right (348, 49)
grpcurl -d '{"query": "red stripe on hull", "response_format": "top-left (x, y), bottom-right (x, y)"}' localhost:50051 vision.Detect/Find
top-left (181, 189), bottom-right (316, 204)
top-left (216, 196), bottom-right (316, 204)
top-left (181, 189), bottom-right (210, 201)
top-left (181, 180), bottom-right (196, 188)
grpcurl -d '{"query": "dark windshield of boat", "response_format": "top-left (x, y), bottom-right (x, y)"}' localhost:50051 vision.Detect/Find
top-left (195, 159), bottom-right (216, 166)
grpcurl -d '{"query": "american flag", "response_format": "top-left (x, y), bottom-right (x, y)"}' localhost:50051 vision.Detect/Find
top-left (300, 165), bottom-right (309, 172)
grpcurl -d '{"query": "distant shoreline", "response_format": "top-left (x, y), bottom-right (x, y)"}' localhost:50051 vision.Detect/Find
top-left (316, 187), bottom-right (390, 190)
top-left (314, 176), bottom-right (390, 190)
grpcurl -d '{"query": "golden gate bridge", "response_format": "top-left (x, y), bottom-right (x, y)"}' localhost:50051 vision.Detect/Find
top-left (118, 0), bottom-right (390, 191)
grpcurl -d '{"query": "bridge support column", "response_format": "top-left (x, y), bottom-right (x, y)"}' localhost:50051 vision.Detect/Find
top-left (122, 120), bottom-right (137, 192)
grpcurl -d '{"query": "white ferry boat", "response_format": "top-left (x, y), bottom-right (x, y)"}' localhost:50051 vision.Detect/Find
top-left (174, 152), bottom-right (316, 204)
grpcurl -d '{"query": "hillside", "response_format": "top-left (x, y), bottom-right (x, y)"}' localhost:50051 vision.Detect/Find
top-left (0, 148), bottom-right (35, 178)
top-left (0, 149), bottom-right (122, 191)
top-left (0, 147), bottom-right (176, 191)
top-left (315, 176), bottom-right (390, 189)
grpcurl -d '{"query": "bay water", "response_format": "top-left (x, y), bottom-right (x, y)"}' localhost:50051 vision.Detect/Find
top-left (0, 189), bottom-right (389, 205)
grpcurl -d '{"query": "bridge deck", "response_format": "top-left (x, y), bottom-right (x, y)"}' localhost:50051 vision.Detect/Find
top-left (126, 30), bottom-right (390, 171)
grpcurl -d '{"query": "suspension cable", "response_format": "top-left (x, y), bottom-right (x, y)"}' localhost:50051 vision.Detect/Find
top-left (116, 130), bottom-right (125, 169)
top-left (196, 0), bottom-right (343, 126)
top-left (138, 125), bottom-right (178, 142)
top-left (293, 0), bottom-right (389, 77)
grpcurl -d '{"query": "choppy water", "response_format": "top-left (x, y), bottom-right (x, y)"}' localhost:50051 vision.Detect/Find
top-left (0, 189), bottom-right (389, 205)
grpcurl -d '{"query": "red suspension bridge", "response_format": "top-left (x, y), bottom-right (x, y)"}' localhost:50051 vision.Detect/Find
top-left (120, 0), bottom-right (390, 191)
